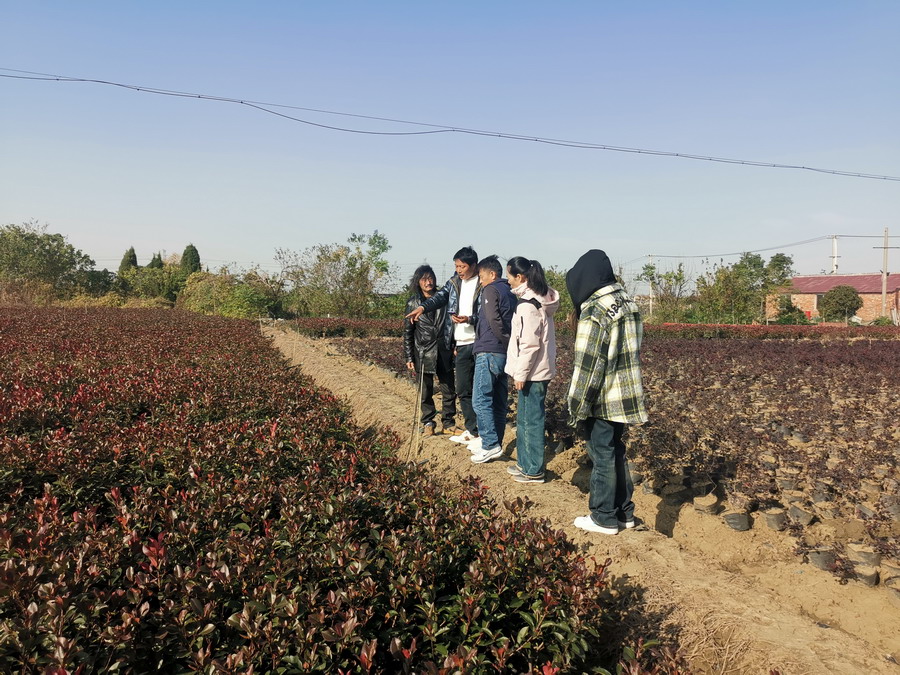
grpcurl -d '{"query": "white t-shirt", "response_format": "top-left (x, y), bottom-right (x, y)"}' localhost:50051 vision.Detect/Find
top-left (454, 276), bottom-right (478, 345)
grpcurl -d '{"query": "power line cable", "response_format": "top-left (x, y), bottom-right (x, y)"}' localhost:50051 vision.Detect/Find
top-left (834, 234), bottom-right (900, 238)
top-left (0, 71), bottom-right (446, 137)
top-left (653, 236), bottom-right (833, 260)
top-left (653, 233), bottom-right (900, 261)
top-left (3, 67), bottom-right (899, 182)
top-left (622, 255), bottom-right (649, 266)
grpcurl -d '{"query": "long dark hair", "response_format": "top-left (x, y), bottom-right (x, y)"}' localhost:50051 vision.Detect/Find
top-left (408, 264), bottom-right (436, 298)
top-left (507, 256), bottom-right (549, 296)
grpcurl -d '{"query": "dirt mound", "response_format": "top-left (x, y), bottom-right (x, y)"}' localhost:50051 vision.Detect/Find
top-left (267, 329), bottom-right (900, 674)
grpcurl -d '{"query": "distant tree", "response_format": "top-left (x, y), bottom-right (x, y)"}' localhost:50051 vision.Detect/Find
top-left (370, 292), bottom-right (408, 320)
top-left (544, 266), bottom-right (574, 319)
top-left (818, 285), bottom-right (863, 322)
top-left (118, 247), bottom-right (138, 276)
top-left (147, 253), bottom-right (164, 269)
top-left (765, 253), bottom-right (795, 287)
top-left (695, 252), bottom-right (795, 324)
top-left (773, 295), bottom-right (809, 325)
top-left (79, 269), bottom-right (116, 297)
top-left (240, 267), bottom-right (286, 317)
top-left (177, 269), bottom-right (275, 318)
top-left (0, 220), bottom-right (95, 295)
top-left (276, 231), bottom-right (397, 317)
top-left (694, 260), bottom-right (756, 324)
top-left (637, 262), bottom-right (690, 323)
top-left (120, 265), bottom-right (182, 303)
top-left (180, 244), bottom-right (201, 274)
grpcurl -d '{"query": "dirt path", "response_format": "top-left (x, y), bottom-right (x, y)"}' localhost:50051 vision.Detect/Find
top-left (267, 329), bottom-right (899, 674)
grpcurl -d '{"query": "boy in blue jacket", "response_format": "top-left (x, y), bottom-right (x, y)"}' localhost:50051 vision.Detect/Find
top-left (468, 255), bottom-right (516, 463)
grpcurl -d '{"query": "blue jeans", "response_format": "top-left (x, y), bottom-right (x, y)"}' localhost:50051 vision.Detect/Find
top-left (472, 352), bottom-right (508, 450)
top-left (586, 418), bottom-right (635, 528)
top-left (516, 380), bottom-right (548, 476)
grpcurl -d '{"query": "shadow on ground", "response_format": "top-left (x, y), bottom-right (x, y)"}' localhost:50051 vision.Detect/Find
top-left (588, 573), bottom-right (684, 671)
top-left (571, 462), bottom-right (701, 538)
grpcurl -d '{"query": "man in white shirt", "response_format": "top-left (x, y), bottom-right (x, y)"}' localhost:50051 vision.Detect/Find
top-left (406, 246), bottom-right (482, 441)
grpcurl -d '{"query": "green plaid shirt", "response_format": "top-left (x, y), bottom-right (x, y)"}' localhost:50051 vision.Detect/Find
top-left (567, 283), bottom-right (648, 426)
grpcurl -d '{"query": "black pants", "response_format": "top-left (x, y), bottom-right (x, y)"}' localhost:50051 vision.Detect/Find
top-left (454, 343), bottom-right (477, 434)
top-left (419, 352), bottom-right (457, 428)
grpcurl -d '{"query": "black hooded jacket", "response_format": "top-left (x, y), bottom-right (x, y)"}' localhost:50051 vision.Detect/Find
top-left (565, 250), bottom-right (617, 319)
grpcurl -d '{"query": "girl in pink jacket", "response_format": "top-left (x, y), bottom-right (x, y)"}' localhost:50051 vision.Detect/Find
top-left (505, 257), bottom-right (559, 483)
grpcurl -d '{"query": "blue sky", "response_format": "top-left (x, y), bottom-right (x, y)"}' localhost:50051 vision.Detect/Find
top-left (2, 2), bottom-right (898, 291)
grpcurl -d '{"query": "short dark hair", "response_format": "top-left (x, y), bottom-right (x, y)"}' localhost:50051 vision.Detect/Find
top-left (453, 246), bottom-right (478, 267)
top-left (408, 264), bottom-right (436, 297)
top-left (477, 255), bottom-right (503, 278)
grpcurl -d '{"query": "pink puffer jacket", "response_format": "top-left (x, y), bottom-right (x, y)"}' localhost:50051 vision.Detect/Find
top-left (505, 284), bottom-right (559, 383)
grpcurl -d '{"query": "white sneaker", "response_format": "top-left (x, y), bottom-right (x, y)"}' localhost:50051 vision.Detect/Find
top-left (618, 519), bottom-right (636, 529)
top-left (466, 437), bottom-right (483, 454)
top-left (471, 446), bottom-right (503, 463)
top-left (573, 516), bottom-right (618, 535)
top-left (449, 431), bottom-right (477, 444)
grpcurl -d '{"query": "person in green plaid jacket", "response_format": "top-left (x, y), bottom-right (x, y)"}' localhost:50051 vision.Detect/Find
top-left (566, 249), bottom-right (648, 536)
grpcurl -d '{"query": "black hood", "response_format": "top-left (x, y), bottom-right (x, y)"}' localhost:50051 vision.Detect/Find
top-left (566, 250), bottom-right (617, 319)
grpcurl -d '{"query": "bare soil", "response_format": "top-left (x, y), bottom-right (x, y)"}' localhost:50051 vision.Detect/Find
top-left (267, 328), bottom-right (900, 674)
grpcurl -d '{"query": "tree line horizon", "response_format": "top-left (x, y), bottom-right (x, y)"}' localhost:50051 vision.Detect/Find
top-left (0, 220), bottom-right (867, 324)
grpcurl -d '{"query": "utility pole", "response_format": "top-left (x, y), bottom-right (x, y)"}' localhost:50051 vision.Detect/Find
top-left (647, 254), bottom-right (654, 319)
top-left (883, 228), bottom-right (888, 317)
top-left (830, 235), bottom-right (840, 274)
top-left (873, 228), bottom-right (898, 317)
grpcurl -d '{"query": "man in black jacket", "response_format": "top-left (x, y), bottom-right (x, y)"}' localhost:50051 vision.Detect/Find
top-left (406, 246), bottom-right (481, 441)
top-left (403, 265), bottom-right (457, 435)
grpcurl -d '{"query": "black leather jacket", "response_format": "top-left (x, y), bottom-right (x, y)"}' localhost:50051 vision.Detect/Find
top-left (420, 274), bottom-right (482, 328)
top-left (404, 295), bottom-right (453, 374)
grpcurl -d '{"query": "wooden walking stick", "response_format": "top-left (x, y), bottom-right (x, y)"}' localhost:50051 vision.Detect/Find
top-left (407, 349), bottom-right (426, 462)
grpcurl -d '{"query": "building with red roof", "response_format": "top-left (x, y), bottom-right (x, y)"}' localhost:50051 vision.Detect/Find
top-left (773, 274), bottom-right (900, 323)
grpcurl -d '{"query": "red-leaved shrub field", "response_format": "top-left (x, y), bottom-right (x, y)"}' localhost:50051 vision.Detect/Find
top-left (0, 309), bottom-right (689, 674)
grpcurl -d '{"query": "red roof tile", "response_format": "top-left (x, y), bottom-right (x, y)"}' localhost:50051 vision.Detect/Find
top-left (790, 274), bottom-right (900, 294)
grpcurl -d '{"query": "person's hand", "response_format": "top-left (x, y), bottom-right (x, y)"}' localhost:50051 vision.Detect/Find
top-left (406, 361), bottom-right (415, 371)
top-left (514, 380), bottom-right (525, 391)
top-left (451, 314), bottom-right (468, 324)
top-left (406, 306), bottom-right (425, 322)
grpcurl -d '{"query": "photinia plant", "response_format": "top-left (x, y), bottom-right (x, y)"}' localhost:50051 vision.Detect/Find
top-left (0, 308), bottom-right (684, 673)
